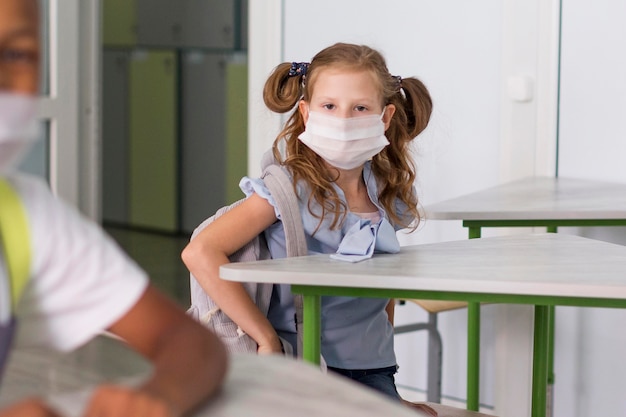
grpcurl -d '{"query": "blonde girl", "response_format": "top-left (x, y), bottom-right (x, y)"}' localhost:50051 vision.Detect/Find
top-left (183, 42), bottom-right (432, 399)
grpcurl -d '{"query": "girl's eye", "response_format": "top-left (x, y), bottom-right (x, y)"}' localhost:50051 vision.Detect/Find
top-left (322, 104), bottom-right (335, 110)
top-left (355, 105), bottom-right (368, 112)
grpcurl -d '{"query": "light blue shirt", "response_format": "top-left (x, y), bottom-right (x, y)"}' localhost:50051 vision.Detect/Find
top-left (240, 162), bottom-right (414, 369)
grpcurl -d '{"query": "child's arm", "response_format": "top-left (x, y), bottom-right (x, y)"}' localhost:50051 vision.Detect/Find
top-left (182, 193), bottom-right (283, 354)
top-left (2, 287), bottom-right (228, 417)
top-left (0, 399), bottom-right (60, 417)
top-left (99, 284), bottom-right (228, 417)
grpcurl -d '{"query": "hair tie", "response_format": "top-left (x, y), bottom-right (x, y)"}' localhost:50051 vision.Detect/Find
top-left (288, 62), bottom-right (309, 78)
top-left (392, 75), bottom-right (402, 92)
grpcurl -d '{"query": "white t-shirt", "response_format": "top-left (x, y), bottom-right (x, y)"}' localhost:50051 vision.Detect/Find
top-left (2, 174), bottom-right (148, 351)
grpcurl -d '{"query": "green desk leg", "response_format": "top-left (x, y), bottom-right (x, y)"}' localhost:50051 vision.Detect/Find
top-left (467, 301), bottom-right (481, 411)
top-left (546, 226), bottom-right (557, 417)
top-left (468, 226), bottom-right (482, 239)
top-left (546, 306), bottom-right (555, 417)
top-left (532, 305), bottom-right (550, 417)
top-left (303, 293), bottom-right (322, 365)
top-left (466, 226), bottom-right (481, 410)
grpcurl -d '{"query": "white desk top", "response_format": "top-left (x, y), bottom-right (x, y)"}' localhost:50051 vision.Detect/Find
top-left (423, 176), bottom-right (626, 220)
top-left (0, 336), bottom-right (424, 417)
top-left (221, 233), bottom-right (626, 301)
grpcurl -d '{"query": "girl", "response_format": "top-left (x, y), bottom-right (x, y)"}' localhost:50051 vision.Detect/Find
top-left (182, 42), bottom-right (432, 400)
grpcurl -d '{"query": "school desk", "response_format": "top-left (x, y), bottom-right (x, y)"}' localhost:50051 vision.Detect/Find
top-left (220, 233), bottom-right (626, 417)
top-left (0, 334), bottom-right (426, 417)
top-left (424, 176), bottom-right (626, 411)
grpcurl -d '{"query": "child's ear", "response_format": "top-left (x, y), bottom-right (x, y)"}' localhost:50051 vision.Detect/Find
top-left (298, 100), bottom-right (309, 124)
top-left (382, 104), bottom-right (396, 130)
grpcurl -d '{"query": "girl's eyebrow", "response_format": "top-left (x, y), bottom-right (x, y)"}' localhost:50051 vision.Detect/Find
top-left (315, 96), bottom-right (376, 104)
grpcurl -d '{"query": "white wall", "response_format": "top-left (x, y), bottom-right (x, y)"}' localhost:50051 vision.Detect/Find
top-left (558, 0), bottom-right (626, 183)
top-left (554, 0), bottom-right (626, 416)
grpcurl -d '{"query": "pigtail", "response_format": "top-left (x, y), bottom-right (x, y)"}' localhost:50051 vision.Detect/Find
top-left (263, 62), bottom-right (308, 113)
top-left (372, 74), bottom-right (432, 230)
top-left (397, 77), bottom-right (433, 138)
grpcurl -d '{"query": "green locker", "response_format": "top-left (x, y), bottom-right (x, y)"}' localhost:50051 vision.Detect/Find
top-left (129, 50), bottom-right (178, 232)
top-left (102, 0), bottom-right (137, 47)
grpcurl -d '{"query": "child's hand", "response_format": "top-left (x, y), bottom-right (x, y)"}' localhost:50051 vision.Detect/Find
top-left (0, 399), bottom-right (61, 417)
top-left (83, 385), bottom-right (178, 417)
top-left (257, 340), bottom-right (283, 355)
top-left (401, 400), bottom-right (438, 416)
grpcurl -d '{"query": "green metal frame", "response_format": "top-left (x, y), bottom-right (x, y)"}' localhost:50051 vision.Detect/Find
top-left (297, 216), bottom-right (626, 417)
top-left (293, 286), bottom-right (626, 308)
top-left (463, 218), bottom-right (626, 414)
top-left (466, 301), bottom-right (480, 410)
top-left (293, 284), bottom-right (626, 417)
top-left (464, 219), bottom-right (626, 229)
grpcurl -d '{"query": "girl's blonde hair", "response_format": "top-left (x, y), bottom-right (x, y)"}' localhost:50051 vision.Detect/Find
top-left (263, 43), bottom-right (433, 232)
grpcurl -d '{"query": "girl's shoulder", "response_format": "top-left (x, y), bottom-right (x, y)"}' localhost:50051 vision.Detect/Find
top-left (239, 164), bottom-right (307, 221)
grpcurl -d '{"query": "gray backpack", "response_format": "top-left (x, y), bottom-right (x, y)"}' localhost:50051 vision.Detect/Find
top-left (187, 162), bottom-right (308, 355)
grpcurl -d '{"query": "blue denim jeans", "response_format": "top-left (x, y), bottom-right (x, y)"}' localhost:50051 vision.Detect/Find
top-left (327, 365), bottom-right (401, 401)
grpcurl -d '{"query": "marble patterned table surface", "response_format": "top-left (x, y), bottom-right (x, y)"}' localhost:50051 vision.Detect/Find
top-left (0, 335), bottom-right (431, 417)
top-left (424, 176), bottom-right (626, 220)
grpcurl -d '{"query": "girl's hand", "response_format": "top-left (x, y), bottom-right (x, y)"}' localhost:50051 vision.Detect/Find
top-left (401, 400), bottom-right (438, 416)
top-left (257, 339), bottom-right (283, 355)
top-left (83, 385), bottom-right (178, 417)
top-left (0, 399), bottom-right (61, 417)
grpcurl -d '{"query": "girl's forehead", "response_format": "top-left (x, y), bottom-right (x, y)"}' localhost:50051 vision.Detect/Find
top-left (313, 68), bottom-right (377, 83)
top-left (309, 69), bottom-right (381, 99)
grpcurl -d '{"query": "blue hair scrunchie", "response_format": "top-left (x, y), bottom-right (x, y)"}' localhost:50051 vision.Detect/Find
top-left (288, 62), bottom-right (309, 77)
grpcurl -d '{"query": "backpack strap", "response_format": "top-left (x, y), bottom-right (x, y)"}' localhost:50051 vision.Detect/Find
top-left (0, 179), bottom-right (31, 311)
top-left (260, 150), bottom-right (307, 257)
top-left (262, 165), bottom-right (307, 257)
top-left (261, 164), bottom-right (308, 357)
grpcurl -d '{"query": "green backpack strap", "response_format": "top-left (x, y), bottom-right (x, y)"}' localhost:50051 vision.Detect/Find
top-left (0, 179), bottom-right (31, 311)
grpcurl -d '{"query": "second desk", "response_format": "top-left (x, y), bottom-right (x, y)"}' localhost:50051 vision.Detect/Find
top-left (424, 176), bottom-right (626, 412)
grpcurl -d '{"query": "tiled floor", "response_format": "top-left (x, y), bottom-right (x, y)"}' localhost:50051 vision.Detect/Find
top-left (105, 226), bottom-right (192, 307)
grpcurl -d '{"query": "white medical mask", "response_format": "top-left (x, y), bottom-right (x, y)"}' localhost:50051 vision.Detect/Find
top-left (298, 109), bottom-right (389, 170)
top-left (0, 93), bottom-right (39, 174)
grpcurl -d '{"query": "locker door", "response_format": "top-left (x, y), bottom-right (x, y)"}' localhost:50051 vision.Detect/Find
top-left (181, 0), bottom-right (235, 49)
top-left (136, 0), bottom-right (184, 47)
top-left (129, 50), bottom-right (178, 232)
top-left (102, 0), bottom-right (137, 47)
top-left (102, 50), bottom-right (130, 225)
top-left (225, 59), bottom-right (248, 204)
top-left (239, 0), bottom-right (248, 50)
top-left (180, 52), bottom-right (228, 233)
